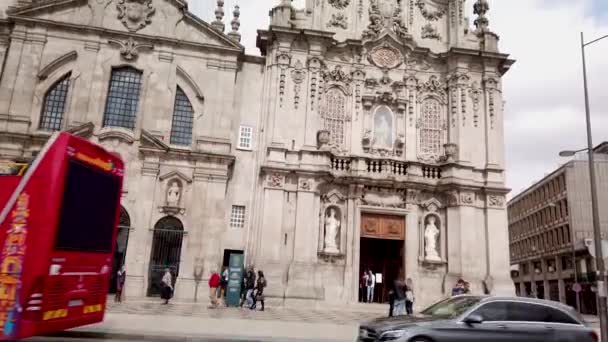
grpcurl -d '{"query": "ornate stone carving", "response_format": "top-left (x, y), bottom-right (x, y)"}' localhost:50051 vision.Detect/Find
top-left (323, 207), bottom-right (341, 254)
top-left (299, 178), bottom-right (313, 191)
top-left (166, 180), bottom-right (182, 207)
top-left (322, 65), bottom-right (352, 85)
top-left (460, 192), bottom-right (475, 205)
top-left (484, 77), bottom-right (499, 130)
top-left (361, 188), bottom-right (406, 209)
top-left (416, 0), bottom-right (445, 21)
top-left (108, 37), bottom-right (153, 61)
top-left (419, 75), bottom-right (445, 95)
top-left (395, 134), bottom-right (405, 156)
top-left (421, 23), bottom-right (441, 40)
top-left (291, 60), bottom-right (306, 109)
top-left (469, 81), bottom-right (482, 128)
top-left (488, 195), bottom-right (505, 208)
top-left (368, 44), bottom-right (403, 69)
top-left (317, 130), bottom-right (330, 148)
top-left (443, 143), bottom-right (458, 162)
top-left (116, 0), bottom-right (155, 32)
top-left (277, 52), bottom-right (291, 108)
top-left (267, 173), bottom-right (285, 188)
top-left (363, 0), bottom-right (409, 40)
top-left (327, 13), bottom-right (348, 29)
top-left (329, 0), bottom-right (350, 9)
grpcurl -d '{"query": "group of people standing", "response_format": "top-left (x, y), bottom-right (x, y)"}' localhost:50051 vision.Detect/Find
top-left (240, 266), bottom-right (266, 311)
top-left (388, 278), bottom-right (415, 317)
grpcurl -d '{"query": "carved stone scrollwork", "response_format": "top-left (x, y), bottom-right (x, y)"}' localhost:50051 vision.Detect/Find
top-left (322, 65), bottom-right (352, 85)
top-left (327, 14), bottom-right (348, 29)
top-left (469, 81), bottom-right (482, 128)
top-left (277, 52), bottom-right (292, 108)
top-left (363, 0), bottom-right (409, 41)
top-left (368, 44), bottom-right (403, 69)
top-left (117, 0), bottom-right (156, 32)
top-left (395, 134), bottom-right (405, 156)
top-left (443, 143), bottom-right (458, 162)
top-left (446, 190), bottom-right (476, 207)
top-left (291, 60), bottom-right (306, 109)
top-left (299, 178), bottom-right (313, 191)
top-left (487, 194), bottom-right (505, 208)
top-left (329, 0), bottom-right (350, 9)
top-left (460, 192), bottom-right (475, 206)
top-left (266, 173), bottom-right (285, 189)
top-left (108, 37), bottom-right (153, 61)
top-left (416, 0), bottom-right (445, 21)
top-left (361, 187), bottom-right (406, 209)
top-left (421, 24), bottom-right (441, 40)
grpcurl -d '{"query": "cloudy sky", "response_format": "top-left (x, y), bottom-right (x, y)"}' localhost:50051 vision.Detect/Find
top-left (192, 0), bottom-right (608, 198)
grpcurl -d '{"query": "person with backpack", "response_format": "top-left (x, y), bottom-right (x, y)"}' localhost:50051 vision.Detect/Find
top-left (251, 270), bottom-right (267, 311)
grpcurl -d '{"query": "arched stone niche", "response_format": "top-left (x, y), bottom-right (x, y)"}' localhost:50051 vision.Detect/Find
top-left (318, 188), bottom-right (347, 261)
top-left (418, 198), bottom-right (446, 265)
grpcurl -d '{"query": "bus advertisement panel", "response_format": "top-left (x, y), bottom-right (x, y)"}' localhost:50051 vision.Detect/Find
top-left (0, 132), bottom-right (124, 340)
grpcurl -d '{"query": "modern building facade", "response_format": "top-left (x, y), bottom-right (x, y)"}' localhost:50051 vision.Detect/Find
top-left (508, 143), bottom-right (608, 314)
top-left (0, 0), bottom-right (514, 309)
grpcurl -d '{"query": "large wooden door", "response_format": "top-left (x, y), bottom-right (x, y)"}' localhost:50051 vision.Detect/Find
top-left (359, 214), bottom-right (405, 303)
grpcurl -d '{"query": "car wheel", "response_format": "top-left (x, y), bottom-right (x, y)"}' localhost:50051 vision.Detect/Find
top-left (409, 337), bottom-right (433, 342)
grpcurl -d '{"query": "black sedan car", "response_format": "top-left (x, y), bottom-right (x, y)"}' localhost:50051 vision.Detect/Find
top-left (359, 295), bottom-right (598, 342)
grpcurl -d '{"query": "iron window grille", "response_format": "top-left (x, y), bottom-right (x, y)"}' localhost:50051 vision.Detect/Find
top-left (39, 74), bottom-right (71, 131)
top-left (102, 67), bottom-right (143, 130)
top-left (170, 87), bottom-right (194, 146)
top-left (230, 205), bottom-right (246, 228)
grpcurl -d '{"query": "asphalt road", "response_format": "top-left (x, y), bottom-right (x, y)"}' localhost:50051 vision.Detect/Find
top-left (28, 339), bottom-right (267, 342)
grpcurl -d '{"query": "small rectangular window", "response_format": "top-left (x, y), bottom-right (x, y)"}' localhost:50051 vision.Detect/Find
top-left (229, 205), bottom-right (246, 228)
top-left (238, 125), bottom-right (253, 150)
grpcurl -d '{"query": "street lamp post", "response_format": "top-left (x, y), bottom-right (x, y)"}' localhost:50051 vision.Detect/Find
top-left (578, 31), bottom-right (608, 339)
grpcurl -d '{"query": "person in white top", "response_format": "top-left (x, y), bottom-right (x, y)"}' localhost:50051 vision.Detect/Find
top-left (366, 270), bottom-right (376, 303)
top-left (161, 268), bottom-right (173, 305)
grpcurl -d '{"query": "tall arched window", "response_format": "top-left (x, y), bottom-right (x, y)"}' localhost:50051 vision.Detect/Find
top-left (103, 67), bottom-right (143, 130)
top-left (147, 216), bottom-right (184, 297)
top-left (170, 86), bottom-right (194, 146)
top-left (39, 73), bottom-right (71, 131)
top-left (322, 88), bottom-right (346, 147)
top-left (419, 98), bottom-right (444, 158)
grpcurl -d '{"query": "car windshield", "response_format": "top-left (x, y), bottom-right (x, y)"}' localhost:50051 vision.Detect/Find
top-left (420, 296), bottom-right (483, 319)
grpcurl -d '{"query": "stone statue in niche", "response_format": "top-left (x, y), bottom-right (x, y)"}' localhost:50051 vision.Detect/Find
top-left (373, 106), bottom-right (393, 148)
top-left (323, 207), bottom-right (341, 254)
top-left (166, 181), bottom-right (181, 207)
top-left (424, 215), bottom-right (441, 261)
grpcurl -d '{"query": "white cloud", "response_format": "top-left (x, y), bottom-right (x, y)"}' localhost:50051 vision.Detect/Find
top-left (190, 0), bottom-right (608, 198)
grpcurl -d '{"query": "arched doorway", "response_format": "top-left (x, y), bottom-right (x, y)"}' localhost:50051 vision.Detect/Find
top-left (147, 216), bottom-right (185, 297)
top-left (109, 206), bottom-right (131, 293)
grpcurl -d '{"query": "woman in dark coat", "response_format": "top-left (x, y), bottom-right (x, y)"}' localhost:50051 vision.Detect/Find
top-left (251, 270), bottom-right (266, 311)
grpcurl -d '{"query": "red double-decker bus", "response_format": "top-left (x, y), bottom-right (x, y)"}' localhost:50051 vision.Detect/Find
top-left (0, 132), bottom-right (124, 340)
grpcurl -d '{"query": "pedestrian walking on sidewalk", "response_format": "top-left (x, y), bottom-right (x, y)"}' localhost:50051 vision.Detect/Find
top-left (208, 269), bottom-right (221, 309)
top-left (251, 270), bottom-right (267, 311)
top-left (242, 267), bottom-right (256, 308)
top-left (115, 265), bottom-right (126, 303)
top-left (160, 268), bottom-right (173, 305)
top-left (392, 278), bottom-right (406, 316)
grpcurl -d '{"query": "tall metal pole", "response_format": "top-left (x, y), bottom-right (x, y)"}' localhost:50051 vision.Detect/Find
top-left (581, 31), bottom-right (608, 338)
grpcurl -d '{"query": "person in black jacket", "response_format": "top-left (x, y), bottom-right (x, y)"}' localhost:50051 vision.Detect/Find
top-left (392, 278), bottom-right (406, 316)
top-left (243, 267), bottom-right (256, 308)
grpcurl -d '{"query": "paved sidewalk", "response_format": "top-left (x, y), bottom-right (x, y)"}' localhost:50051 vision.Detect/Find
top-left (54, 299), bottom-right (386, 341)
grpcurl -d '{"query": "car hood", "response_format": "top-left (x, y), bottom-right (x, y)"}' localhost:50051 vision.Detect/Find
top-left (360, 315), bottom-right (449, 332)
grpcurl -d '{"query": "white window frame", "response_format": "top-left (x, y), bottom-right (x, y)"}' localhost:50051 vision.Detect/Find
top-left (237, 125), bottom-right (253, 150)
top-left (229, 205), bottom-right (246, 229)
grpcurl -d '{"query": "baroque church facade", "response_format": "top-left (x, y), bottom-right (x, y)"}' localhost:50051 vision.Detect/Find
top-left (0, 0), bottom-right (514, 309)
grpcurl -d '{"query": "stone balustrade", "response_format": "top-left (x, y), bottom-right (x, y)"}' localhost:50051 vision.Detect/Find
top-left (329, 156), bottom-right (443, 182)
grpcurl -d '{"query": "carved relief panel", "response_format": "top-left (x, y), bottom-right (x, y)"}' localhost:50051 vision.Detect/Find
top-left (361, 213), bottom-right (405, 240)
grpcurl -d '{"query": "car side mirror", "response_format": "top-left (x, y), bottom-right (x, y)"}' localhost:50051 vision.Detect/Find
top-left (463, 314), bottom-right (484, 326)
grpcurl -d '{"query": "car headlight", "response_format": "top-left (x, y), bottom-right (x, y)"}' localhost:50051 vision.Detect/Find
top-left (379, 330), bottom-right (407, 341)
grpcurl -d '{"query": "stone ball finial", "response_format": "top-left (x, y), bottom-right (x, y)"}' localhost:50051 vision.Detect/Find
top-left (473, 0), bottom-right (490, 32)
top-left (228, 5), bottom-right (242, 43)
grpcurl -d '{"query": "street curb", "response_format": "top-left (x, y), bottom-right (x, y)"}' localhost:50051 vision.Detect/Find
top-left (47, 330), bottom-right (353, 342)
